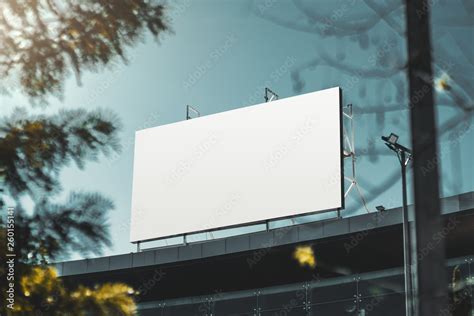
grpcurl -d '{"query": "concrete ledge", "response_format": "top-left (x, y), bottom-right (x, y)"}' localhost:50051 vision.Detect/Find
top-left (298, 222), bottom-right (323, 240)
top-left (226, 235), bottom-right (250, 253)
top-left (250, 231), bottom-right (274, 249)
top-left (54, 192), bottom-right (473, 277)
top-left (54, 262), bottom-right (63, 275)
top-left (155, 247), bottom-right (178, 264)
top-left (178, 244), bottom-right (202, 261)
top-left (323, 218), bottom-right (349, 237)
top-left (87, 257), bottom-right (110, 273)
top-left (274, 226), bottom-right (298, 246)
top-left (62, 260), bottom-right (87, 276)
top-left (349, 213), bottom-right (374, 233)
top-left (441, 195), bottom-right (460, 214)
top-left (377, 209), bottom-right (402, 227)
top-left (459, 191), bottom-right (474, 211)
top-left (110, 254), bottom-right (132, 270)
top-left (202, 239), bottom-right (226, 257)
top-left (132, 251), bottom-right (155, 267)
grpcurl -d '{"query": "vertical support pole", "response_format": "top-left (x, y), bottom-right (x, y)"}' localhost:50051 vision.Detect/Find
top-left (254, 290), bottom-right (261, 316)
top-left (401, 150), bottom-right (413, 316)
top-left (466, 257), bottom-right (473, 296)
top-left (405, 1), bottom-right (447, 315)
top-left (186, 105), bottom-right (200, 120)
top-left (137, 242), bottom-right (141, 252)
top-left (305, 283), bottom-right (311, 315)
top-left (353, 276), bottom-right (361, 313)
top-left (158, 302), bottom-right (165, 316)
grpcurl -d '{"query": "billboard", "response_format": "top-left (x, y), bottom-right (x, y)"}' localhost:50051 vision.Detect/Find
top-left (130, 87), bottom-right (343, 242)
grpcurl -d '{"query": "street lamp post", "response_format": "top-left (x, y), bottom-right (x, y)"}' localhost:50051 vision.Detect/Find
top-left (382, 133), bottom-right (413, 316)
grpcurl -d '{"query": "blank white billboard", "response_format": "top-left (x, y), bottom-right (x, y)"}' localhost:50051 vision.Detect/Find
top-left (130, 87), bottom-right (343, 242)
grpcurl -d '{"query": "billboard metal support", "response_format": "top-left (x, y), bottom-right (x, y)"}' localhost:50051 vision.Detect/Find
top-left (342, 104), bottom-right (370, 213)
top-left (183, 234), bottom-right (188, 246)
top-left (186, 105), bottom-right (200, 120)
top-left (264, 87), bottom-right (279, 103)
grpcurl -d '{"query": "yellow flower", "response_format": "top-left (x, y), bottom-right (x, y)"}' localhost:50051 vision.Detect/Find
top-left (293, 245), bottom-right (316, 268)
top-left (18, 267), bottom-right (136, 315)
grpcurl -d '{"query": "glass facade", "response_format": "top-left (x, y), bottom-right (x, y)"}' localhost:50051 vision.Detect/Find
top-left (138, 256), bottom-right (473, 315)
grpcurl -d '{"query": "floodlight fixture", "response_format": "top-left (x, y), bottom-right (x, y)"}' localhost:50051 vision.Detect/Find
top-left (382, 133), bottom-right (412, 156)
top-left (387, 133), bottom-right (399, 145)
top-left (375, 205), bottom-right (386, 212)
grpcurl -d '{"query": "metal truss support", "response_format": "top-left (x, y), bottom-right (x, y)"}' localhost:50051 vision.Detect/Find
top-left (343, 104), bottom-right (370, 213)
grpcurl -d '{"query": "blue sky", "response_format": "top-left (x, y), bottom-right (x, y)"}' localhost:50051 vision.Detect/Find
top-left (2, 0), bottom-right (472, 259)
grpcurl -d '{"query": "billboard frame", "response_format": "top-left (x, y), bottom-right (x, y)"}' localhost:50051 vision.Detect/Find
top-left (131, 87), bottom-right (345, 245)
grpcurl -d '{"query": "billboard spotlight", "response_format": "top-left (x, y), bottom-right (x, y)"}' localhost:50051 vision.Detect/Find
top-left (382, 133), bottom-right (412, 156)
top-left (386, 133), bottom-right (399, 145)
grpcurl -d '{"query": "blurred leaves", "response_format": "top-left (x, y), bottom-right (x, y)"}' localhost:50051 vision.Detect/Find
top-left (7, 192), bottom-right (114, 264)
top-left (0, 108), bottom-right (121, 199)
top-left (0, 0), bottom-right (170, 313)
top-left (0, 0), bottom-right (169, 99)
top-left (0, 107), bottom-right (121, 263)
top-left (0, 108), bottom-right (122, 313)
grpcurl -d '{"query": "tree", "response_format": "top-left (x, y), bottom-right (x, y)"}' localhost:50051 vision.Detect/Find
top-left (0, 1), bottom-right (169, 314)
top-left (0, 0), bottom-right (168, 100)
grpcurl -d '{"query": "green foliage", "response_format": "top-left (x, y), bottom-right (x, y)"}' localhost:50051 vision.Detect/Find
top-left (0, 108), bottom-right (121, 198)
top-left (0, 0), bottom-right (168, 99)
top-left (0, 108), bottom-right (123, 313)
top-left (0, 1), bottom-right (170, 314)
top-left (11, 192), bottom-right (114, 264)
